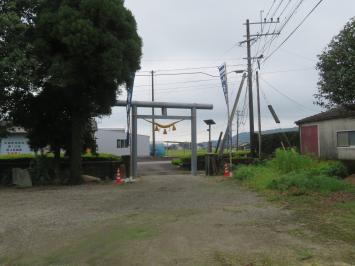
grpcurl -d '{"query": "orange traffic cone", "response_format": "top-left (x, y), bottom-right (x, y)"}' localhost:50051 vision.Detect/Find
top-left (223, 163), bottom-right (230, 177)
top-left (115, 168), bottom-right (123, 185)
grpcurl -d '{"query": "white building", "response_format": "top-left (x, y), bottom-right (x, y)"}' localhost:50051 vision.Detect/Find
top-left (95, 128), bottom-right (150, 157)
top-left (0, 127), bottom-right (32, 155)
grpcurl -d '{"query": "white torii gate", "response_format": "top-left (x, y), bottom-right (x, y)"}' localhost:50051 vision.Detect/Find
top-left (115, 101), bottom-right (213, 177)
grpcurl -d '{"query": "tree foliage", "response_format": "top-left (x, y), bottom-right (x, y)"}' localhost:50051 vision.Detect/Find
top-left (0, 0), bottom-right (41, 119)
top-left (0, 0), bottom-right (142, 183)
top-left (316, 18), bottom-right (355, 109)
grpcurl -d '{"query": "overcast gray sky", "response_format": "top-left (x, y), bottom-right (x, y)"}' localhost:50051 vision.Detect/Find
top-left (97, 0), bottom-right (355, 143)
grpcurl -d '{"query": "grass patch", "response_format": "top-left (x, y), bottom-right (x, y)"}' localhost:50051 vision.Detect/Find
top-left (233, 149), bottom-right (353, 195)
top-left (295, 248), bottom-right (313, 261)
top-left (35, 224), bottom-right (158, 265)
top-left (233, 149), bottom-right (355, 245)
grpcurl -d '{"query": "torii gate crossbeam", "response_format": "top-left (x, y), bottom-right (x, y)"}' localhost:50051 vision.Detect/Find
top-left (115, 100), bottom-right (213, 177)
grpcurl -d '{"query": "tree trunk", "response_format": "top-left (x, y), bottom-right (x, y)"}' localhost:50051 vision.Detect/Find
top-left (53, 145), bottom-right (61, 179)
top-left (70, 114), bottom-right (84, 184)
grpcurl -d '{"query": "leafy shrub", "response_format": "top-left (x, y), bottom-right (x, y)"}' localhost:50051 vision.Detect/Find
top-left (232, 149), bottom-right (352, 195)
top-left (0, 153), bottom-right (121, 161)
top-left (171, 158), bottom-right (182, 166)
top-left (233, 165), bottom-right (257, 181)
top-left (267, 170), bottom-right (352, 195)
top-left (317, 161), bottom-right (348, 178)
top-left (0, 153), bottom-right (35, 160)
top-left (268, 149), bottom-right (313, 174)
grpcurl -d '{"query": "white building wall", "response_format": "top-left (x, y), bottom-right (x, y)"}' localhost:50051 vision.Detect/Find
top-left (95, 128), bottom-right (150, 157)
top-left (0, 134), bottom-right (32, 155)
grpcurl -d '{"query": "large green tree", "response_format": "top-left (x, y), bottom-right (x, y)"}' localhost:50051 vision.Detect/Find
top-left (1, 0), bottom-right (142, 183)
top-left (0, 0), bottom-right (41, 120)
top-left (316, 18), bottom-right (355, 109)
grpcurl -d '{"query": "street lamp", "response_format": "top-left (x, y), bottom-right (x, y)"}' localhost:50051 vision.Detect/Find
top-left (204, 119), bottom-right (216, 153)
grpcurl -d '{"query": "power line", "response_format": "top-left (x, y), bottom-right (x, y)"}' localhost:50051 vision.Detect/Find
top-left (278, 0), bottom-right (292, 18)
top-left (133, 75), bottom-right (242, 88)
top-left (155, 72), bottom-right (219, 77)
top-left (133, 67), bottom-right (313, 91)
top-left (138, 64), bottom-right (245, 73)
top-left (136, 71), bottom-right (218, 78)
top-left (270, 0), bottom-right (285, 19)
top-left (265, 0), bottom-right (277, 19)
top-left (256, 0), bottom-right (292, 59)
top-left (257, 0), bottom-right (305, 58)
top-left (263, 0), bottom-right (324, 63)
top-left (135, 81), bottom-right (222, 92)
top-left (140, 57), bottom-right (245, 62)
top-left (280, 47), bottom-right (317, 62)
top-left (260, 77), bottom-right (316, 112)
top-left (262, 67), bottom-right (315, 75)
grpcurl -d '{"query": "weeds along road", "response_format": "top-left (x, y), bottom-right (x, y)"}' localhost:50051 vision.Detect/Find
top-left (0, 174), bottom-right (354, 265)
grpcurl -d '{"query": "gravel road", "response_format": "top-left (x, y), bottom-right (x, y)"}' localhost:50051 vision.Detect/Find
top-left (0, 174), bottom-right (353, 265)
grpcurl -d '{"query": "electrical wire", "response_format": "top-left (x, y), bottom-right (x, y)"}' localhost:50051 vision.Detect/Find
top-left (136, 71), bottom-right (218, 78)
top-left (262, 67), bottom-right (315, 75)
top-left (155, 72), bottom-right (219, 77)
top-left (138, 64), bottom-right (245, 73)
top-left (256, 0), bottom-right (289, 58)
top-left (140, 57), bottom-right (245, 62)
top-left (270, 0), bottom-right (285, 19)
top-left (257, 0), bottom-right (305, 58)
top-left (263, 0), bottom-right (324, 63)
top-left (133, 74), bottom-right (243, 88)
top-left (260, 77), bottom-right (316, 112)
top-left (265, 0), bottom-right (277, 19)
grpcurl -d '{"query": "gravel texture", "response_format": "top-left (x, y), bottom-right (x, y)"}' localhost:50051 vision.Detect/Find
top-left (0, 170), bottom-right (353, 265)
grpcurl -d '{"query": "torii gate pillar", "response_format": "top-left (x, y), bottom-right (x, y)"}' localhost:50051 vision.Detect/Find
top-left (116, 101), bottom-right (213, 177)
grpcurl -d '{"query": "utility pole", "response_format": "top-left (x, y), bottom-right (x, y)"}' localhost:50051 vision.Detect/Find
top-left (236, 111), bottom-right (241, 151)
top-left (256, 71), bottom-right (262, 158)
top-left (151, 70), bottom-right (156, 157)
top-left (246, 19), bottom-right (255, 157)
top-left (242, 18), bottom-right (279, 157)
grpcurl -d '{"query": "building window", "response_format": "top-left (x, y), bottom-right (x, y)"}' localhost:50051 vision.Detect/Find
top-left (117, 139), bottom-right (128, 149)
top-left (337, 131), bottom-right (355, 147)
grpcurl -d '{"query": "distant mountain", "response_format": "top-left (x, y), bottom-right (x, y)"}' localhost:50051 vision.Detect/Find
top-left (232, 127), bottom-right (299, 144)
top-left (199, 127), bottom-right (298, 147)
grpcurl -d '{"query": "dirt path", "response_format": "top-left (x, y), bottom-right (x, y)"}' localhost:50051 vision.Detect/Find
top-left (0, 175), bottom-right (353, 265)
top-left (138, 160), bottom-right (189, 176)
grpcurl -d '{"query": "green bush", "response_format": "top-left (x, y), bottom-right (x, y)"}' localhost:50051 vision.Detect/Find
top-left (232, 149), bottom-right (353, 195)
top-left (268, 170), bottom-right (352, 195)
top-left (268, 149), bottom-right (313, 173)
top-left (0, 153), bottom-right (121, 161)
top-left (171, 158), bottom-right (182, 166)
top-left (0, 153), bottom-right (35, 160)
top-left (317, 161), bottom-right (349, 178)
top-left (233, 165), bottom-right (257, 181)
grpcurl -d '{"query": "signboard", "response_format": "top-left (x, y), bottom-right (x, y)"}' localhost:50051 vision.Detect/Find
top-left (218, 63), bottom-right (229, 104)
top-left (1, 139), bottom-right (29, 154)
